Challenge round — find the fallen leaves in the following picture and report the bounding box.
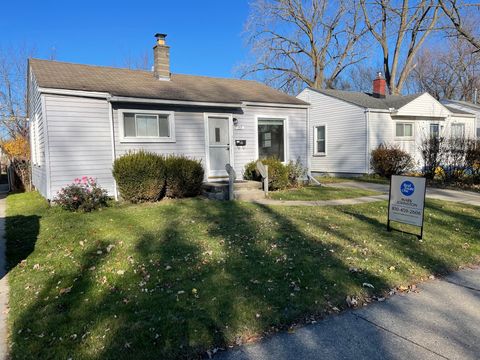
[346,295,358,308]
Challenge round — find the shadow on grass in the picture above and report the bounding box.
[6,198,479,359]
[5,214,41,272]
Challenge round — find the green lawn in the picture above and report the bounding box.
[270,186,380,201]
[315,175,390,185]
[6,192,480,360]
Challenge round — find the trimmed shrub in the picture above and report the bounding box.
[244,157,290,190]
[165,156,204,198]
[286,158,307,187]
[370,144,414,178]
[112,151,166,203]
[55,177,108,212]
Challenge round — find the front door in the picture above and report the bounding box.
[207,115,232,178]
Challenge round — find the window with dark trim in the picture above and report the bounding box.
[258,118,285,161]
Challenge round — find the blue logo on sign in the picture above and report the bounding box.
[400,181,415,196]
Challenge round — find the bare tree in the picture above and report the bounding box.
[439,0,480,51]
[360,0,440,95]
[0,45,35,140]
[410,39,480,100]
[337,63,380,91]
[242,0,369,93]
[123,50,152,71]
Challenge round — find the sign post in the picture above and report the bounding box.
[387,175,427,239]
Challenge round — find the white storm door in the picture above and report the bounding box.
[207,116,231,177]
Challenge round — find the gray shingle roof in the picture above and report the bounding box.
[442,105,475,115]
[441,100,480,114]
[309,88,423,110]
[30,59,308,106]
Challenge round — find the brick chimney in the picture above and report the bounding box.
[372,72,386,98]
[153,33,170,80]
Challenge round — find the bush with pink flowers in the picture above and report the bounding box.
[55,177,109,212]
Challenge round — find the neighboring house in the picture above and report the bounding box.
[297,74,476,176]
[27,34,309,200]
[441,99,480,138]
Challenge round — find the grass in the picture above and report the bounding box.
[315,175,390,185]
[270,186,380,201]
[6,192,480,360]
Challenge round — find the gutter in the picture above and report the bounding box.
[241,101,310,109]
[109,96,241,108]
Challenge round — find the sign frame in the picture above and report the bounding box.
[387,175,427,239]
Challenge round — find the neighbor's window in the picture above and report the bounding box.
[451,123,465,138]
[395,122,413,137]
[122,111,174,141]
[314,125,326,155]
[258,118,285,161]
[430,123,440,138]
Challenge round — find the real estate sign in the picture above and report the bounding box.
[388,175,427,238]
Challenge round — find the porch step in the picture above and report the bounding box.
[234,189,265,201]
[202,181,265,201]
[201,182,229,200]
[233,180,262,191]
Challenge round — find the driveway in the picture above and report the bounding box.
[214,268,480,360]
[326,181,480,206]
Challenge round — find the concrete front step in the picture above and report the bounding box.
[233,180,262,190]
[234,189,265,201]
[202,181,264,201]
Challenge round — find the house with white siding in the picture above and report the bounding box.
[297,74,476,176]
[27,34,309,200]
[441,99,480,138]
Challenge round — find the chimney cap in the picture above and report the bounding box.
[376,71,383,79]
[155,33,167,40]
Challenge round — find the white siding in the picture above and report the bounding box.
[298,89,367,174]
[113,104,208,165]
[113,104,307,179]
[442,102,480,137]
[233,105,308,176]
[445,114,476,139]
[44,95,114,198]
[28,71,48,198]
[369,113,476,169]
[395,93,449,118]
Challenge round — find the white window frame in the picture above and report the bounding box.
[255,116,288,163]
[429,123,440,138]
[31,114,41,166]
[395,122,414,139]
[451,122,465,138]
[118,109,175,143]
[313,124,327,156]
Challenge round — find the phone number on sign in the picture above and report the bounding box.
[391,206,422,216]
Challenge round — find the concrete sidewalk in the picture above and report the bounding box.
[214,268,480,360]
[326,181,480,206]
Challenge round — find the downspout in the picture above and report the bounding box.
[364,108,370,174]
[306,95,311,178]
[108,100,118,200]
